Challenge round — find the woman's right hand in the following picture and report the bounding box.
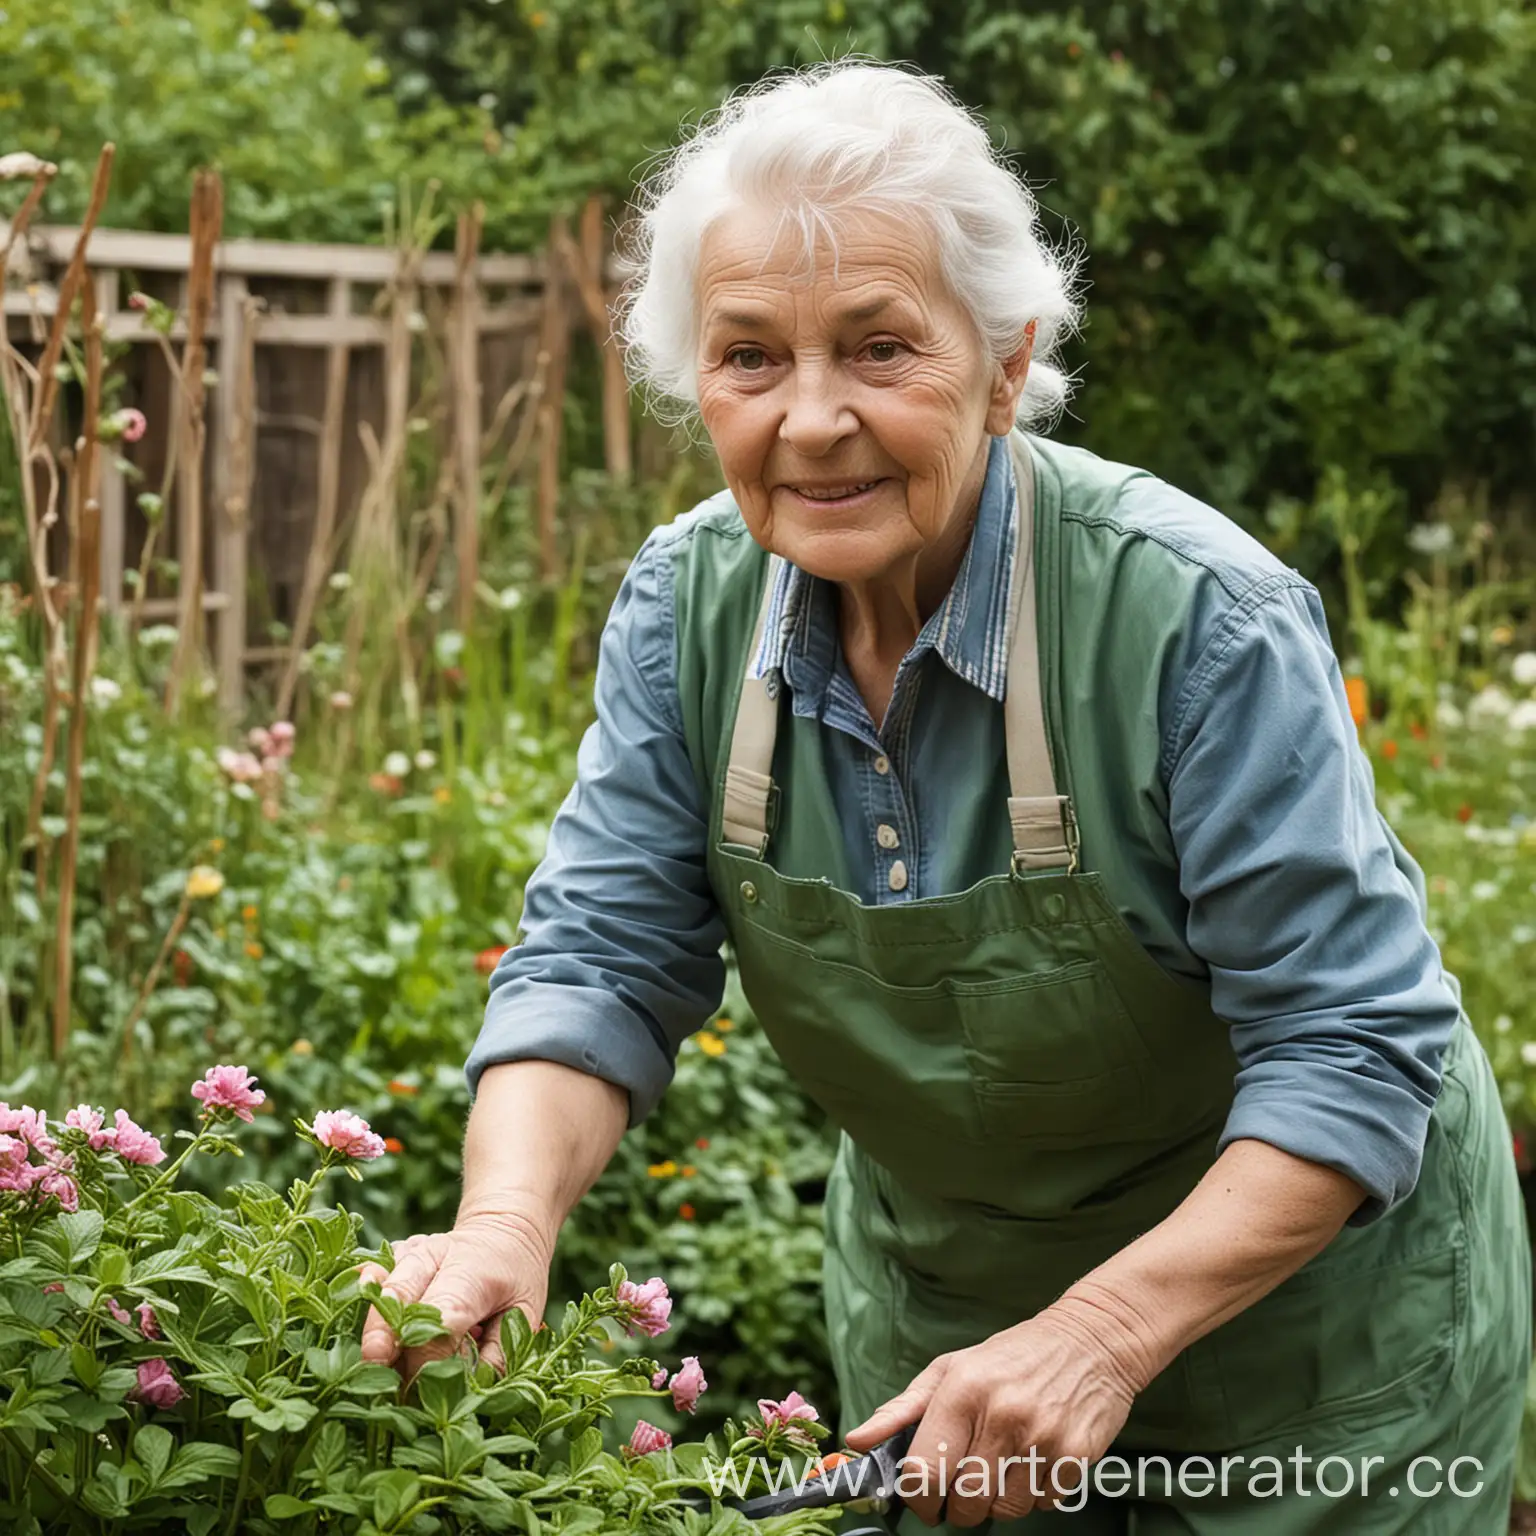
[359,1209,554,1379]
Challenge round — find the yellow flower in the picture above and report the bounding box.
[433,786,452,805]
[244,941,263,960]
[186,866,225,899]
[292,1038,314,1056]
[242,903,259,923]
[697,1032,727,1057]
[714,1017,735,1033]
[1492,625,1515,647]
[209,837,225,853]
[647,1160,678,1178]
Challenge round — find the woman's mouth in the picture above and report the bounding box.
[784,479,887,506]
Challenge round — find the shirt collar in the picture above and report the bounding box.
[749,433,1018,708]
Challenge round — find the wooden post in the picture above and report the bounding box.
[212,274,255,711]
[535,220,571,582]
[451,204,483,633]
[275,276,351,721]
[93,267,126,616]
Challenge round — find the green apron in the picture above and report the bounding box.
[695,433,1529,1531]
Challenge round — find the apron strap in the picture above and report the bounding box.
[1004,432,1078,873]
[721,553,784,854]
[719,434,1077,874]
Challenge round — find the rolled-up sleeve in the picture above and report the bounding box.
[464,532,726,1126]
[1165,580,1459,1224]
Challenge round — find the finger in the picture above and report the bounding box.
[477,1310,512,1374]
[903,1398,971,1528]
[843,1358,947,1451]
[377,1242,447,1307]
[360,1306,401,1366]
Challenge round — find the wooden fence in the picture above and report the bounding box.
[2,196,629,708]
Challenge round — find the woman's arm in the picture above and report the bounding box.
[1045,1138,1365,1394]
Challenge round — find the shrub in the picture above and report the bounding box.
[0,1070,843,1534]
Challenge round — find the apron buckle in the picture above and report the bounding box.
[1008,796,1080,876]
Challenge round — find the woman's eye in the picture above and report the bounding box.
[728,347,767,371]
[866,341,902,362]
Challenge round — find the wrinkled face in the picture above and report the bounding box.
[694,203,1030,585]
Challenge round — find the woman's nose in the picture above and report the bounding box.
[778,365,857,457]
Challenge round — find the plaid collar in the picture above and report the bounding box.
[748,434,1018,710]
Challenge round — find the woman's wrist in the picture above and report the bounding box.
[1041,1281,1167,1399]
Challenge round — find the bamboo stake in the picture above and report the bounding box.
[53,278,104,1058]
[555,194,630,483]
[274,277,352,720]
[451,202,483,632]
[535,218,571,581]
[164,167,223,713]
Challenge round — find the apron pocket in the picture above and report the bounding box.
[957,959,1158,1141]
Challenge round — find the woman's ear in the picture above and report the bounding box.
[984,320,1038,435]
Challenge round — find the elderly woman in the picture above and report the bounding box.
[364,63,1529,1531]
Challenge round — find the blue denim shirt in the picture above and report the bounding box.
[468,437,1458,1219]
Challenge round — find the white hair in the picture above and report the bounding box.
[617,60,1083,430]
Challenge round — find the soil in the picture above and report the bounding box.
[1511,1504,1536,1533]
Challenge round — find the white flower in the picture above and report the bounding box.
[328,571,352,592]
[414,750,437,771]
[1468,685,1513,726]
[329,690,354,711]
[1512,652,1536,689]
[498,586,523,612]
[383,751,411,778]
[1460,624,1479,645]
[89,676,122,705]
[1470,881,1499,902]
[1407,523,1455,556]
[1508,700,1536,734]
[1495,1015,1513,1035]
[1435,700,1464,729]
[1521,1042,1536,1068]
[138,624,178,651]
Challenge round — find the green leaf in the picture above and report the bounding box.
[57,1211,104,1267]
[264,1494,317,1518]
[134,1425,174,1486]
[371,1469,421,1527]
[568,1426,602,1474]
[159,1441,242,1492]
[344,1364,403,1396]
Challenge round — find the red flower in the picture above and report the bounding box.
[679,1203,696,1221]
[1409,721,1428,740]
[368,772,404,796]
[387,1079,419,1097]
[475,945,511,976]
[1456,804,1474,823]
[1381,739,1398,760]
[383,1137,404,1154]
[1513,1132,1528,1171]
[694,1137,710,1151]
[172,948,194,987]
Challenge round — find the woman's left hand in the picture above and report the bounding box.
[842,1304,1143,1527]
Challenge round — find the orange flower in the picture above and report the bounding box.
[1457,803,1474,823]
[1430,754,1444,770]
[475,945,511,975]
[681,1165,696,1178]
[1344,676,1369,728]
[388,1079,419,1097]
[369,772,404,796]
[1409,721,1427,741]
[694,1137,710,1151]
[241,904,258,923]
[383,1137,404,1154]
[678,1203,695,1220]
[812,1451,852,1475]
[244,941,263,960]
[1381,739,1398,760]
[715,1017,735,1033]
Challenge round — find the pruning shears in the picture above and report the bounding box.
[685,1423,924,1523]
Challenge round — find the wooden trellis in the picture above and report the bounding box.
[2,198,630,708]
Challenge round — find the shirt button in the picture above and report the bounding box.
[888,860,908,893]
[876,823,900,850]
[873,754,890,776]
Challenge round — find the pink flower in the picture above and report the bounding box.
[311,1109,386,1161]
[759,1390,819,1428]
[669,1356,707,1414]
[64,1105,116,1152]
[624,1420,672,1458]
[42,1282,65,1295]
[110,1111,165,1166]
[137,1302,161,1340]
[191,1065,265,1123]
[268,720,295,755]
[0,1105,55,1156]
[248,727,273,757]
[36,1165,78,1212]
[119,408,147,444]
[107,1297,132,1326]
[0,1134,30,1188]
[616,1277,672,1338]
[128,291,151,311]
[650,1367,668,1389]
[216,747,264,784]
[132,1358,185,1409]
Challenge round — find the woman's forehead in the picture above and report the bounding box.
[697,203,943,327]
